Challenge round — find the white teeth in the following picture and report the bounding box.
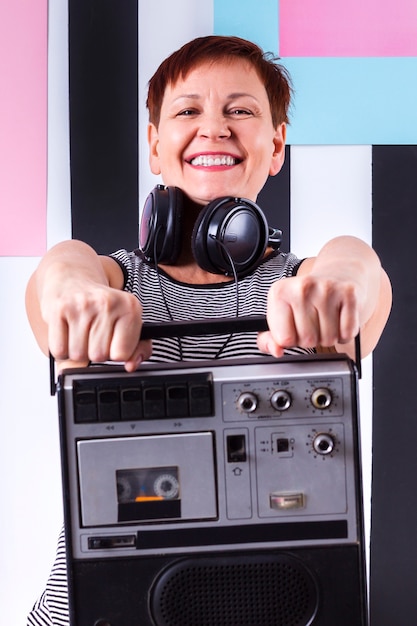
[190,155,237,167]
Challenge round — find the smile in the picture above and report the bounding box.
[189,154,240,167]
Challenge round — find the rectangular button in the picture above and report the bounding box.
[143,385,165,418]
[98,388,120,422]
[270,492,305,510]
[121,387,142,420]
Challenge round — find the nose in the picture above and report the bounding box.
[197,112,231,139]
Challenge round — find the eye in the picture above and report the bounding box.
[228,108,253,117]
[176,108,198,117]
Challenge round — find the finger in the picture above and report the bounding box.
[124,339,153,372]
[291,303,322,348]
[315,282,360,345]
[48,316,71,361]
[56,358,90,374]
[284,279,343,348]
[257,331,285,358]
[266,289,300,349]
[109,311,143,363]
[66,312,93,362]
[338,295,361,344]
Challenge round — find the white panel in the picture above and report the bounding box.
[290,145,372,256]
[2,3,71,623]
[138,0,214,209]
[290,144,373,569]
[0,257,63,624]
[46,0,72,248]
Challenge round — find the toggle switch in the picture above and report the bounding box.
[227,434,247,463]
[277,438,290,453]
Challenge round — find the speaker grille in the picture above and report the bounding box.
[150,553,319,626]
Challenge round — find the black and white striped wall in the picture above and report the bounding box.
[2,2,415,624]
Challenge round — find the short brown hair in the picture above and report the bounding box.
[146,35,292,129]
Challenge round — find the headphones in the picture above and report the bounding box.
[139,185,282,278]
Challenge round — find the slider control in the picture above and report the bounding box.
[270,492,305,511]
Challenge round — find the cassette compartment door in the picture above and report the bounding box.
[77,432,217,527]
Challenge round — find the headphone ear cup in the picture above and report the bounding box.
[139,186,183,264]
[192,197,269,277]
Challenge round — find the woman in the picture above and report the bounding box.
[26,35,391,625]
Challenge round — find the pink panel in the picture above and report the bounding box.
[0,2,47,256]
[280,0,417,57]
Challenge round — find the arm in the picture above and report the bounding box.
[25,240,152,371]
[257,236,392,360]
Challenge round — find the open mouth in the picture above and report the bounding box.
[188,154,241,167]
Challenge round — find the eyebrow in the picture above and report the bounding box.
[171,92,260,103]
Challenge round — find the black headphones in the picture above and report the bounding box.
[139,185,282,278]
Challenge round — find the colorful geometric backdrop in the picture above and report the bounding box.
[1,3,417,626]
[215,0,417,144]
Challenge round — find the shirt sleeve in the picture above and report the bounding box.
[109,248,142,294]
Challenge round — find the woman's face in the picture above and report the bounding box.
[148,59,286,205]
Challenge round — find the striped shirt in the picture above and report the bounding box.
[110,248,312,361]
[27,248,312,625]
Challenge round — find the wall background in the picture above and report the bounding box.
[0,1,415,624]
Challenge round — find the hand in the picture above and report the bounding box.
[41,277,152,372]
[257,236,392,360]
[26,241,153,372]
[257,272,362,358]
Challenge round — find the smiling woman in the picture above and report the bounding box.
[26,34,391,625]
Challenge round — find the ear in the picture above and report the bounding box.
[148,123,161,175]
[269,123,286,177]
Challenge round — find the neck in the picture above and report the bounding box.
[158,260,233,285]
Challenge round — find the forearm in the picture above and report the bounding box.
[35,240,110,291]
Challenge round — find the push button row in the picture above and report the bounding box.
[73,373,213,423]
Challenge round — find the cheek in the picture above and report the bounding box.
[158,140,186,172]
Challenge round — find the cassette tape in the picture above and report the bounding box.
[57,350,368,626]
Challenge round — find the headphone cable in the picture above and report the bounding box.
[153,227,184,360]
[211,236,239,359]
[151,231,240,361]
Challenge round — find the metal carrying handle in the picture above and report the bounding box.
[49,315,362,395]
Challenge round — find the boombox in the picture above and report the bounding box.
[56,322,368,626]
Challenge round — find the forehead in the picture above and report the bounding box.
[163,58,266,98]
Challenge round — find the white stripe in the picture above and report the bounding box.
[290,144,373,575]
[138,0,214,210]
[46,0,72,249]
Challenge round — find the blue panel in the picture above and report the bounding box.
[213,0,417,144]
[277,57,417,145]
[213,0,279,54]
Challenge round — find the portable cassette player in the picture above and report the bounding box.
[56,321,368,626]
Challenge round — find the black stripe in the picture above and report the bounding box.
[136,520,348,550]
[371,145,417,626]
[257,146,291,252]
[68,0,139,254]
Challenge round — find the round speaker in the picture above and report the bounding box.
[150,552,319,626]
